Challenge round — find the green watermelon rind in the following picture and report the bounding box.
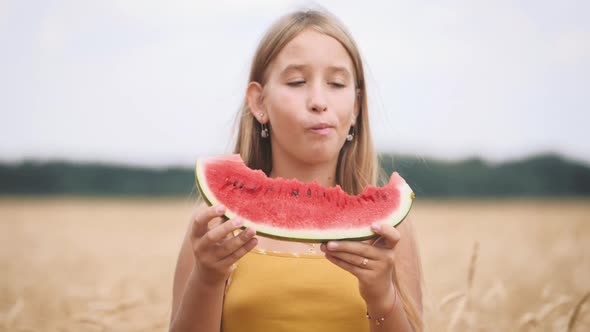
[194,158,414,242]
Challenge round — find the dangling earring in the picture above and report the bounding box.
[258,113,269,138]
[261,123,269,138]
[346,127,354,141]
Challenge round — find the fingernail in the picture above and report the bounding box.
[216,205,226,214]
[327,242,338,250]
[371,223,381,232]
[320,243,326,251]
[246,227,256,237]
[232,218,243,227]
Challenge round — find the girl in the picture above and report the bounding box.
[170,9,423,332]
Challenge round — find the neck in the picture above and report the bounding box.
[269,151,338,188]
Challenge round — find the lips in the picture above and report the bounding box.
[309,123,334,136]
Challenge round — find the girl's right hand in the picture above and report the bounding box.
[190,205,258,286]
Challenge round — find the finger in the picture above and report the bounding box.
[201,218,245,247]
[324,252,364,276]
[370,236,384,246]
[220,237,258,266]
[323,249,371,269]
[370,223,401,249]
[323,240,380,260]
[192,205,227,238]
[216,227,257,259]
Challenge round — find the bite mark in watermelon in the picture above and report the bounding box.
[195,154,414,241]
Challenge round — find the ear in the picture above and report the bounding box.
[352,88,361,126]
[246,81,266,123]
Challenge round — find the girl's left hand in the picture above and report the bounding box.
[320,223,401,304]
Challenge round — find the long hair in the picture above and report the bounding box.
[231,9,422,331]
[233,9,375,195]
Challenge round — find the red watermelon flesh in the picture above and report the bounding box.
[195,154,414,241]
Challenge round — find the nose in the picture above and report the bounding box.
[307,83,328,112]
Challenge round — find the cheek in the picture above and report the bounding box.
[273,86,301,105]
[334,91,357,124]
[267,87,303,121]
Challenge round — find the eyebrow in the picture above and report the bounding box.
[280,64,352,78]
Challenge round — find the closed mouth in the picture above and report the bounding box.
[309,123,334,136]
[310,123,334,130]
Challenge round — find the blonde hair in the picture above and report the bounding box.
[232,9,422,331]
[233,9,375,195]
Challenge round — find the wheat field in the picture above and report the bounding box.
[0,197,589,331]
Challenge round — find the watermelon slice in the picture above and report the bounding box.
[195,154,414,241]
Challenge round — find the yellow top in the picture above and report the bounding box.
[221,248,369,332]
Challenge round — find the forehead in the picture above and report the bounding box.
[272,29,354,75]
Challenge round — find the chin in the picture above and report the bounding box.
[300,145,341,165]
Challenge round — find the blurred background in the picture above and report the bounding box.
[1,1,589,331]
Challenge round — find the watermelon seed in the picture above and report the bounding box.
[292,190,299,197]
[233,181,238,187]
[239,183,244,189]
[307,188,312,197]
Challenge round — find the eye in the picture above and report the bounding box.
[287,81,305,87]
[329,82,346,88]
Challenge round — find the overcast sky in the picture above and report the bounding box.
[1,0,589,167]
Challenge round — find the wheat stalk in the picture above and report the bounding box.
[447,242,479,331]
[536,296,571,320]
[447,296,467,331]
[518,296,573,329]
[567,291,590,332]
[74,314,108,332]
[88,297,142,315]
[439,291,466,309]
[518,311,537,328]
[481,281,506,306]
[467,242,479,292]
[0,298,24,328]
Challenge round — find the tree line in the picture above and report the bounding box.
[1,153,589,197]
